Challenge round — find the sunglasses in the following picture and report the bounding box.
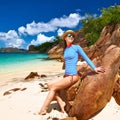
[67,34,75,38]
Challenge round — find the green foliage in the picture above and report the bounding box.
[101,6,120,24]
[30,6,120,51]
[32,36,62,52]
[81,6,120,46]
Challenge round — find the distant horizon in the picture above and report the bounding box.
[0,0,119,49]
[0,46,27,50]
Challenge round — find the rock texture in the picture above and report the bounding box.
[112,67,120,105]
[60,23,120,120]
[48,44,64,60]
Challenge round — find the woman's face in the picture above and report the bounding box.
[65,33,75,44]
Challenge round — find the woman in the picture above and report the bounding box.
[39,30,105,115]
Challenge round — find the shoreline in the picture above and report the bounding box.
[0,60,67,120]
[0,59,63,83]
[0,60,120,120]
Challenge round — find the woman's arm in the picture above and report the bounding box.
[77,45,105,73]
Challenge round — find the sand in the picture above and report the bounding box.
[0,60,120,120]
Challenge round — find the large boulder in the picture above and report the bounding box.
[68,45,120,120]
[60,24,120,120]
[112,67,120,105]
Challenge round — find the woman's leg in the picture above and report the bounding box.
[54,75,79,112]
[55,92,66,113]
[39,75,79,115]
[39,90,56,115]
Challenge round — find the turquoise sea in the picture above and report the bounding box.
[0,53,49,74]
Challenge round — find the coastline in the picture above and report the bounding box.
[0,60,120,120]
[0,59,67,120]
[0,59,63,82]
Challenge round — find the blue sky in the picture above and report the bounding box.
[0,0,119,49]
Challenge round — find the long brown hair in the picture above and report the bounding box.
[63,40,67,51]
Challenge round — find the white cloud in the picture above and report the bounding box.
[6,38,25,48]
[0,30,25,48]
[18,26,26,35]
[30,33,55,46]
[49,13,81,28]
[6,30,19,40]
[0,12,84,48]
[18,13,82,36]
[57,28,64,36]
[0,30,19,40]
[18,21,56,36]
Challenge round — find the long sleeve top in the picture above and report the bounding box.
[64,45,96,75]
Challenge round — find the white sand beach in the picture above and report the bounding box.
[0,60,120,120]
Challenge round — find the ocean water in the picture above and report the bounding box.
[0,53,49,74]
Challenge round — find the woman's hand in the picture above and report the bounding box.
[94,66,105,73]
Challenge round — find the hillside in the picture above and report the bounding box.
[0,47,27,53]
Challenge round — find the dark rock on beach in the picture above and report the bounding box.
[24,72,40,80]
[3,87,27,96]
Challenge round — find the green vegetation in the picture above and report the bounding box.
[81,6,120,46]
[30,6,120,52]
[29,36,62,52]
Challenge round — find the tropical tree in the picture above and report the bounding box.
[81,6,120,46]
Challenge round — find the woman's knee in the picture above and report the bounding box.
[47,82,55,90]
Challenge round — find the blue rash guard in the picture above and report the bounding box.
[64,45,96,75]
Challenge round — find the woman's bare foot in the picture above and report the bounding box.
[60,101,66,113]
[39,109,47,115]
